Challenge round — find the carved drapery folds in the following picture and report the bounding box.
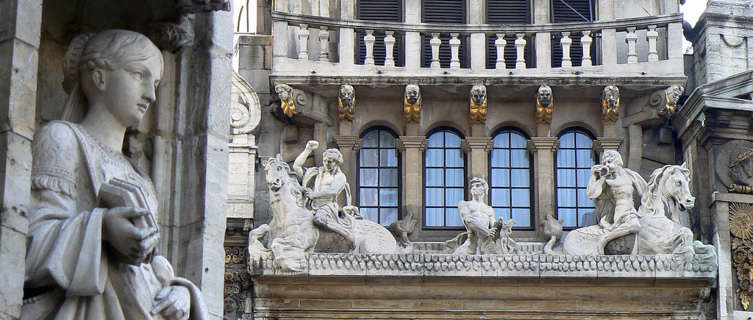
[469,84,488,123]
[730,202,753,310]
[601,85,620,122]
[338,84,356,121]
[535,84,553,124]
[403,84,421,123]
[274,83,298,118]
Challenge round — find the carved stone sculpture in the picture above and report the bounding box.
[338,84,356,121]
[274,84,297,118]
[249,142,398,271]
[658,85,684,117]
[24,29,206,320]
[542,213,563,254]
[469,84,487,123]
[535,85,553,124]
[403,84,421,123]
[729,202,753,310]
[601,85,620,122]
[446,177,517,255]
[388,205,418,248]
[730,148,753,193]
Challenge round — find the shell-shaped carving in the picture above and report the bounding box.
[731,202,753,240]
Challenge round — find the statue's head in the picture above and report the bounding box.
[730,148,753,186]
[470,84,487,106]
[601,150,623,171]
[339,84,355,106]
[275,84,293,102]
[537,85,553,107]
[405,84,420,105]
[64,29,163,127]
[322,148,343,171]
[602,85,620,108]
[469,177,488,200]
[665,85,684,107]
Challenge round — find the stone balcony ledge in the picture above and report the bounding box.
[249,252,717,281]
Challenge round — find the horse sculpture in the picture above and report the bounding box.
[249,155,398,272]
[562,163,700,258]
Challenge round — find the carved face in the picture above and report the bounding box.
[322,149,343,172]
[101,55,163,128]
[603,85,620,108]
[663,166,695,211]
[339,85,354,106]
[264,157,289,191]
[275,84,292,102]
[405,84,420,105]
[470,85,486,106]
[666,85,683,105]
[601,150,623,173]
[469,180,487,201]
[537,85,552,106]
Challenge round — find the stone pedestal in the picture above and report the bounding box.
[462,137,493,183]
[398,136,427,225]
[527,137,558,240]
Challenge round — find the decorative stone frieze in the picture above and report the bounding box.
[535,84,553,124]
[403,84,421,123]
[601,85,620,122]
[730,202,753,310]
[338,84,356,121]
[469,84,487,123]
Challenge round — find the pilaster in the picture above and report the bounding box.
[527,137,558,240]
[398,136,428,226]
[594,137,623,157]
[462,137,493,183]
[335,135,361,190]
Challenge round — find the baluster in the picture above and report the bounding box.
[625,27,638,64]
[515,33,526,69]
[581,30,593,67]
[384,31,396,67]
[495,34,506,69]
[318,26,329,61]
[298,24,310,60]
[450,33,461,69]
[430,33,441,69]
[647,25,658,62]
[364,30,375,65]
[560,32,572,67]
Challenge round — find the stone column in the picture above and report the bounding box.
[463,137,493,183]
[0,0,41,318]
[335,135,361,192]
[710,193,748,320]
[527,137,558,239]
[398,136,428,225]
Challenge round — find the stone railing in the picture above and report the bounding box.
[270,12,684,82]
[249,252,716,280]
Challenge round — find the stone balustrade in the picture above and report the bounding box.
[271,11,684,84]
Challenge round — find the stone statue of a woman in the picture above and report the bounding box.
[23,29,206,320]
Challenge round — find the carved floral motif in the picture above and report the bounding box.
[730,202,753,310]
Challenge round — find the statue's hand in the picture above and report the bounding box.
[306,140,319,151]
[103,207,157,262]
[152,285,191,320]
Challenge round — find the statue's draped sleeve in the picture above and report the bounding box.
[26,122,108,296]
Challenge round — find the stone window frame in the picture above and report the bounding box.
[356,126,402,226]
[555,127,597,230]
[423,127,468,229]
[489,127,535,230]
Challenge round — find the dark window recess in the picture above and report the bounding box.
[485,0,533,69]
[421,0,467,68]
[356,0,404,66]
[550,0,596,67]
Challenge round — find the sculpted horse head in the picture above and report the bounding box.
[643,162,695,219]
[263,154,291,191]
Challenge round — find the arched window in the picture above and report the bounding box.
[424,128,465,228]
[555,128,597,229]
[489,129,533,229]
[358,127,400,226]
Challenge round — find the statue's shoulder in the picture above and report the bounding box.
[31,121,82,194]
[34,121,79,151]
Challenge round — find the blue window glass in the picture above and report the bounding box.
[358,128,400,226]
[489,129,533,229]
[424,129,465,228]
[556,128,596,228]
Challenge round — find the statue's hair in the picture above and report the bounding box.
[323,148,344,165]
[61,30,163,121]
[601,149,623,167]
[469,177,488,192]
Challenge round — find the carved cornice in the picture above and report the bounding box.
[594,137,623,153]
[334,135,361,151]
[248,252,716,279]
[461,137,494,153]
[397,136,428,152]
[526,137,559,153]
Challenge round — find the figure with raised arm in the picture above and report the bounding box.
[23,30,205,320]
